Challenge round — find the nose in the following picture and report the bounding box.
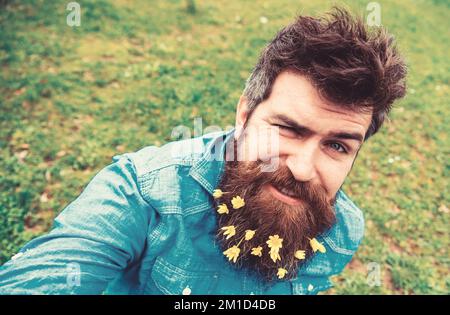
[285,144,317,182]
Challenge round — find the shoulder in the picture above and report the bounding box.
[110,132,225,213]
[115,132,223,177]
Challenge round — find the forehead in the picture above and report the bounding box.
[260,71,372,135]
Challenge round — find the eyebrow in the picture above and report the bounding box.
[271,114,364,144]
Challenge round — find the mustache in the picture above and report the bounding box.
[234,159,331,205]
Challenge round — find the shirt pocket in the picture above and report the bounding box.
[290,275,333,295]
[149,256,220,295]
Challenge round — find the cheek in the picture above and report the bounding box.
[316,159,352,198]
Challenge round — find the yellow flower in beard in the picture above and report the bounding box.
[244,229,256,241]
[294,250,306,260]
[213,189,223,199]
[310,238,326,253]
[217,203,229,214]
[267,235,283,263]
[277,268,288,279]
[223,245,240,263]
[266,235,283,250]
[221,225,236,239]
[269,249,281,263]
[231,196,245,209]
[251,246,263,257]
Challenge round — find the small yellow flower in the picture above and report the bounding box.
[310,238,326,253]
[217,203,229,214]
[223,245,240,263]
[221,225,236,239]
[269,249,281,263]
[266,235,283,250]
[294,250,306,260]
[267,235,283,263]
[251,246,263,257]
[277,268,288,279]
[244,230,256,241]
[213,189,223,199]
[231,196,245,209]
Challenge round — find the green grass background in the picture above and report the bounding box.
[0,0,448,294]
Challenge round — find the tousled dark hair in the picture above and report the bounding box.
[243,7,407,139]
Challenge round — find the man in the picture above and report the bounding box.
[0,8,406,294]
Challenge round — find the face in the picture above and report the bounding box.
[235,70,372,200]
[214,71,372,282]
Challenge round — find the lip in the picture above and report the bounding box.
[266,184,302,206]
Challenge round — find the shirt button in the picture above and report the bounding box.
[307,284,314,292]
[250,292,255,295]
[182,286,191,295]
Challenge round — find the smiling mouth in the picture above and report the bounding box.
[266,184,302,206]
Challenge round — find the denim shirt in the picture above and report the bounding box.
[0,128,364,295]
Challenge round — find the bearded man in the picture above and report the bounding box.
[0,8,406,295]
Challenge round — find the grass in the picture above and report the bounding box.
[0,0,448,294]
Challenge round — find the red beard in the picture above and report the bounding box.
[214,139,336,282]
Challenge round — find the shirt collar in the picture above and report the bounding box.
[189,128,236,196]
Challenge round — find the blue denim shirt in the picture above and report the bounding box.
[0,128,364,295]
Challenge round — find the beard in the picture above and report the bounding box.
[214,138,336,283]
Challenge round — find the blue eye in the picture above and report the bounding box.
[329,142,347,153]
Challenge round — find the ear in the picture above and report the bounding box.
[234,95,249,139]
